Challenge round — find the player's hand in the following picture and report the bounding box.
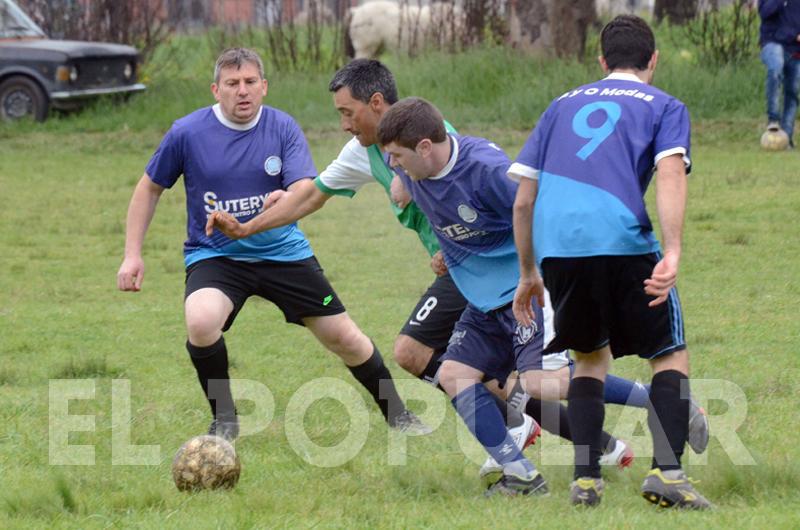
[390,174,412,208]
[262,189,287,210]
[117,256,144,292]
[513,274,545,326]
[430,250,448,276]
[205,211,247,239]
[644,250,680,306]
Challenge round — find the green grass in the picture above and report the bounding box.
[1,112,799,527]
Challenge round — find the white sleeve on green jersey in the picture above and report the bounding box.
[316,137,373,197]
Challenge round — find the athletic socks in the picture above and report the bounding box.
[490,391,525,429]
[452,384,535,475]
[186,337,236,420]
[648,370,689,471]
[567,376,605,479]
[604,373,651,408]
[347,346,406,425]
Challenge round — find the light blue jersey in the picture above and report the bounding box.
[395,135,520,312]
[509,73,691,264]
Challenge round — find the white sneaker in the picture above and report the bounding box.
[767,120,781,132]
[479,413,541,486]
[599,438,634,468]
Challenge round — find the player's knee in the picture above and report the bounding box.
[437,361,479,397]
[185,312,224,345]
[321,318,369,356]
[393,335,424,375]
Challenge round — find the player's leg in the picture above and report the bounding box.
[610,253,711,508]
[761,42,785,129]
[183,258,248,441]
[439,360,546,497]
[780,54,800,145]
[254,256,425,433]
[395,272,467,384]
[439,305,547,496]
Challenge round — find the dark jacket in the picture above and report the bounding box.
[760,0,800,52]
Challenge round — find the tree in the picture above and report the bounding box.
[655,0,698,24]
[508,0,596,59]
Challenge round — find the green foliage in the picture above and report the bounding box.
[680,1,760,66]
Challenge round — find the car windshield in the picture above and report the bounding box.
[0,0,46,38]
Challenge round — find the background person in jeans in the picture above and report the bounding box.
[759,0,800,147]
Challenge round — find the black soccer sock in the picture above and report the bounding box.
[525,397,571,440]
[347,345,405,424]
[419,348,445,388]
[648,370,689,471]
[567,376,605,479]
[488,389,525,429]
[186,337,236,420]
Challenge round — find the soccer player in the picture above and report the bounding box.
[206,59,708,467]
[510,16,712,509]
[116,48,428,441]
[375,96,567,496]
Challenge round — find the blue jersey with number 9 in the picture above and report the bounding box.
[508,73,691,263]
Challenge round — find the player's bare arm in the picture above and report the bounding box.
[511,177,544,325]
[205,178,332,239]
[117,174,165,292]
[645,153,687,306]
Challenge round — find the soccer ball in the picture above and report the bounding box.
[760,129,790,151]
[172,435,241,491]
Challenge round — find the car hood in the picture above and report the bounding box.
[0,38,139,59]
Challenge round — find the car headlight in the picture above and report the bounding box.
[124,62,133,80]
[56,65,79,82]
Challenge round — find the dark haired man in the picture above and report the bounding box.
[511,15,712,509]
[117,48,427,441]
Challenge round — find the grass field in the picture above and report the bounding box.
[0,35,800,529]
[1,103,800,525]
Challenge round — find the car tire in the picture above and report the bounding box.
[0,76,49,122]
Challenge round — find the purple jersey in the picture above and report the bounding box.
[146,104,316,266]
[509,73,691,263]
[395,135,520,312]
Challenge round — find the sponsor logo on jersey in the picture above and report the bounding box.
[457,204,478,223]
[264,155,282,176]
[204,191,270,218]
[448,329,467,346]
[515,322,538,345]
[436,223,487,241]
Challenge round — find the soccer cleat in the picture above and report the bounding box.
[208,416,239,442]
[485,471,548,497]
[688,398,710,454]
[641,468,713,510]
[479,413,541,486]
[767,120,781,132]
[599,438,634,468]
[570,477,604,507]
[390,409,432,435]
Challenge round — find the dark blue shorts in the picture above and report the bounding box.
[441,302,545,383]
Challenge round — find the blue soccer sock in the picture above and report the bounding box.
[452,383,534,474]
[604,374,651,408]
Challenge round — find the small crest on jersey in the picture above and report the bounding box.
[457,204,478,223]
[515,322,538,345]
[264,156,282,176]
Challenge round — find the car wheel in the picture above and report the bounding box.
[0,76,49,122]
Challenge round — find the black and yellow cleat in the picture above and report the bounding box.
[641,468,713,510]
[570,477,604,507]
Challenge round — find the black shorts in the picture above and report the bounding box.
[541,254,686,359]
[184,256,346,330]
[399,272,468,352]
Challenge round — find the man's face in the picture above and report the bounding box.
[211,62,267,124]
[333,87,381,146]
[383,141,427,181]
